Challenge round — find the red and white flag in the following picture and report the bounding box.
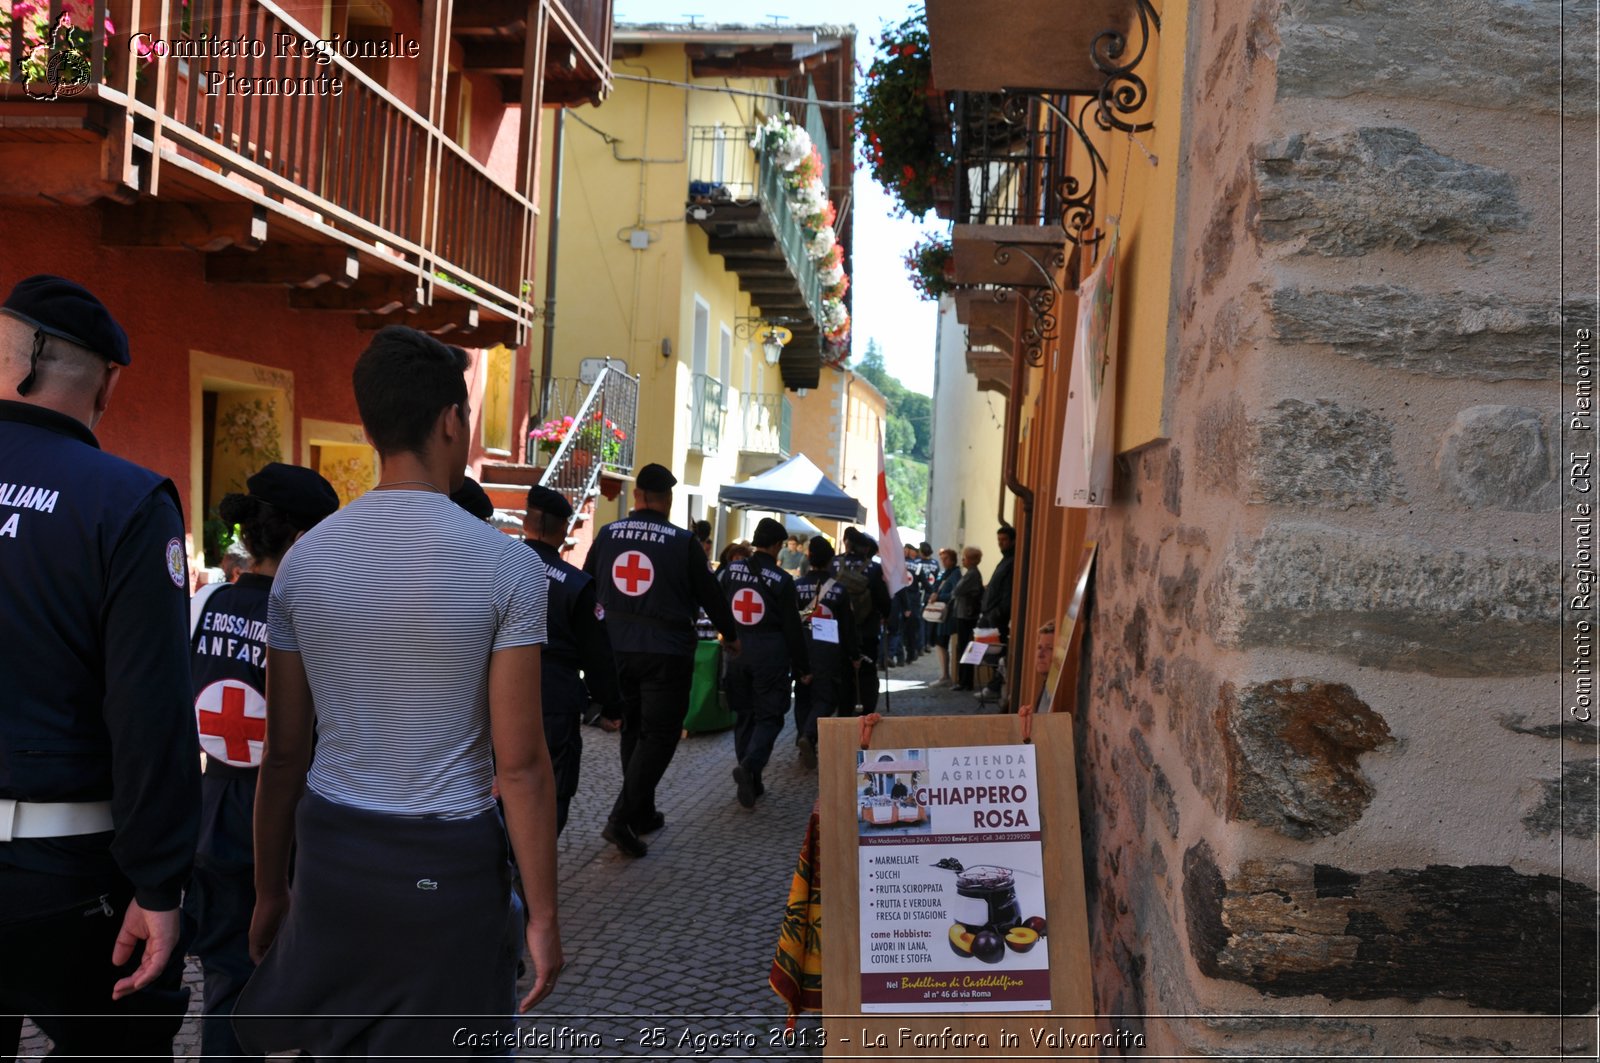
[875,430,910,593]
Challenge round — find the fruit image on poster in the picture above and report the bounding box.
[856,745,1050,1013]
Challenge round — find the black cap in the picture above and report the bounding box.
[853,531,878,555]
[636,463,677,492]
[450,476,494,521]
[246,462,340,530]
[752,517,787,549]
[525,484,574,521]
[2,274,130,366]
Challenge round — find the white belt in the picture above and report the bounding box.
[0,798,114,842]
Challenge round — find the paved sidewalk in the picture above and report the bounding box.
[16,647,996,1060]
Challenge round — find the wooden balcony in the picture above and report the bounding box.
[457,0,612,106]
[0,0,611,340]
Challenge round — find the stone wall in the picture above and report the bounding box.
[1076,1,1595,1056]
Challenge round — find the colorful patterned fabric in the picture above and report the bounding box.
[769,801,823,1017]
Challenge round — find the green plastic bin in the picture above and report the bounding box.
[683,639,735,733]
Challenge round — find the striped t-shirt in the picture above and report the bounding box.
[268,489,548,817]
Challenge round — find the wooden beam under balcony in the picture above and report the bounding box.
[455,319,521,349]
[288,274,423,314]
[357,302,481,335]
[687,44,803,79]
[205,247,360,289]
[462,40,528,75]
[101,202,267,253]
[708,237,785,259]
[453,0,533,32]
[723,257,793,277]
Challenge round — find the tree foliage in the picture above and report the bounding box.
[856,339,932,462]
[886,455,929,532]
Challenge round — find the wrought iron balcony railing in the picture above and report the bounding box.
[951,92,1068,229]
[687,126,826,333]
[537,361,639,532]
[690,373,726,455]
[739,392,791,457]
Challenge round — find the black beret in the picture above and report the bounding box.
[636,462,677,492]
[450,476,494,521]
[2,274,130,366]
[752,517,787,549]
[525,484,573,521]
[246,463,340,529]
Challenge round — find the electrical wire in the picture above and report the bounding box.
[611,71,857,110]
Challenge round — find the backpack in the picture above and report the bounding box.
[833,556,875,626]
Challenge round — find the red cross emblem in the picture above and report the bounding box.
[612,550,655,597]
[196,680,267,767]
[731,587,766,626]
[813,601,832,620]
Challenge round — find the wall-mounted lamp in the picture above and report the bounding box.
[735,317,795,365]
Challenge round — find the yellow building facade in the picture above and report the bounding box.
[529,24,855,547]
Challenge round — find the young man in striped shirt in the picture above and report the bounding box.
[236,326,561,1057]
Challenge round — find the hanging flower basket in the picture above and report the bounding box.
[857,11,956,219]
[904,235,955,301]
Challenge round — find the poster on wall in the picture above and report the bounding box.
[855,746,1051,1013]
[1036,542,1097,714]
[1056,233,1119,508]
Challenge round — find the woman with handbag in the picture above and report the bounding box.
[925,548,962,685]
[952,547,985,691]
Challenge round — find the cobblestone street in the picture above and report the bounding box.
[18,649,996,1060]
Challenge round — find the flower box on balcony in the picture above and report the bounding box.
[926,0,1135,95]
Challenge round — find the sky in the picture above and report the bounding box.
[615,0,941,395]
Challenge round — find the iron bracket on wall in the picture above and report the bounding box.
[1003,0,1162,255]
[989,242,1064,368]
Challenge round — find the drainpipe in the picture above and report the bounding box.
[538,110,566,422]
[1000,346,1034,712]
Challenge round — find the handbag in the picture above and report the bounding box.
[920,601,948,624]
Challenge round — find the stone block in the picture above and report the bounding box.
[1219,679,1393,839]
[1271,286,1590,381]
[1212,523,1559,676]
[1249,399,1404,507]
[1275,0,1597,117]
[1438,405,1561,511]
[1165,657,1226,813]
[1255,128,1526,256]
[1524,759,1599,839]
[1183,843,1599,1012]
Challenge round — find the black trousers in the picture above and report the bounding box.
[182,762,260,1062]
[854,624,882,712]
[725,634,792,778]
[542,663,588,834]
[956,617,979,688]
[610,651,695,827]
[799,642,846,741]
[0,885,189,1062]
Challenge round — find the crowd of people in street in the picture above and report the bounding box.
[0,273,1019,1060]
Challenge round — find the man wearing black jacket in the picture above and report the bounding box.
[524,485,624,834]
[585,464,740,857]
[979,526,1016,697]
[718,518,811,806]
[0,276,200,1059]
